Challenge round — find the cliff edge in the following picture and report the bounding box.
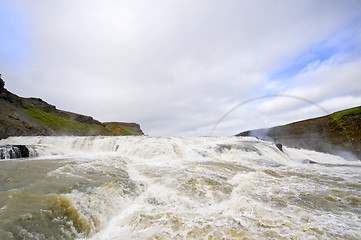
[0,76,144,139]
[237,106,361,160]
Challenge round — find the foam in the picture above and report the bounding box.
[0,136,360,239]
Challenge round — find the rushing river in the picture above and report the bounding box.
[0,136,360,239]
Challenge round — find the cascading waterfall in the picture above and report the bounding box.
[0,145,22,159]
[0,136,360,239]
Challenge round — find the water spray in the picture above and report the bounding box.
[210,94,329,135]
[210,94,355,158]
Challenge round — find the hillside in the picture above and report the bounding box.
[0,77,143,139]
[237,106,361,160]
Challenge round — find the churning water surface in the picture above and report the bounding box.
[0,136,360,239]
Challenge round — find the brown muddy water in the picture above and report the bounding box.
[0,136,360,239]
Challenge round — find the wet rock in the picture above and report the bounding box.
[15,145,30,158]
[0,145,30,159]
[276,143,283,152]
[302,159,318,164]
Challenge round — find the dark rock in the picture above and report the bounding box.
[26,97,56,112]
[75,114,101,125]
[56,110,102,125]
[276,143,283,152]
[8,115,20,120]
[1,90,24,105]
[0,145,29,159]
[0,76,4,93]
[14,145,30,157]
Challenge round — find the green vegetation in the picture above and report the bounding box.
[111,125,137,135]
[238,105,361,159]
[103,123,139,135]
[330,106,361,121]
[21,104,116,136]
[327,106,360,139]
[1,88,143,139]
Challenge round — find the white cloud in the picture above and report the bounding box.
[2,0,361,135]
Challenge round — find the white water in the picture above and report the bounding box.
[0,136,360,239]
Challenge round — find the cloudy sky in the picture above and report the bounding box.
[1,0,361,136]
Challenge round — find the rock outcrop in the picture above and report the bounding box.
[0,76,144,139]
[237,106,361,160]
[103,122,144,135]
[0,145,30,159]
[0,76,4,93]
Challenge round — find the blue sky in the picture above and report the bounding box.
[1,0,361,136]
[0,1,29,65]
[270,26,358,81]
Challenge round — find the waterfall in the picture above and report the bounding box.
[0,145,22,159]
[0,136,360,239]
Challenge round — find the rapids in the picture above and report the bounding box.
[0,136,360,239]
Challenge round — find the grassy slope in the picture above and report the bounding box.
[103,122,143,136]
[0,98,140,138]
[21,104,116,136]
[103,124,137,136]
[331,106,361,121]
[237,106,361,159]
[327,106,361,157]
[1,83,143,138]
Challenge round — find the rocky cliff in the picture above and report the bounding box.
[0,77,4,93]
[0,77,144,139]
[103,122,144,136]
[237,106,361,160]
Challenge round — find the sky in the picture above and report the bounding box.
[1,0,361,136]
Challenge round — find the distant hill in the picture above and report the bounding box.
[237,106,361,160]
[0,76,144,139]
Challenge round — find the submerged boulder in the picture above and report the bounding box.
[276,143,283,152]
